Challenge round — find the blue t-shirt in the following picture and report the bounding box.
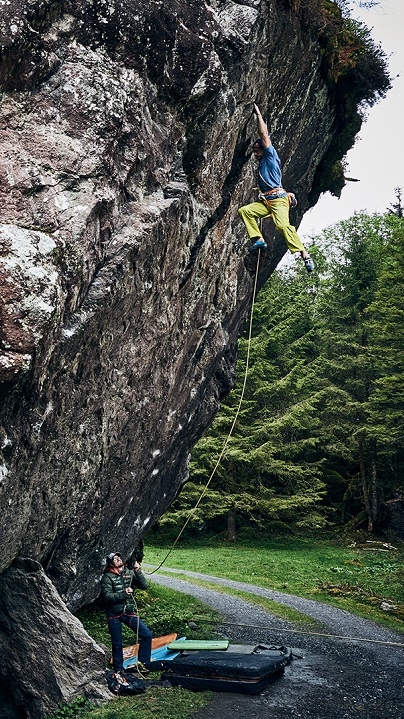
[258,145,282,191]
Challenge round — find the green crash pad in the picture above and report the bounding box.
[167,640,229,651]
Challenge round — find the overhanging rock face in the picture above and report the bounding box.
[0,0,387,714]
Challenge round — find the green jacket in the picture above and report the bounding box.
[100,566,148,615]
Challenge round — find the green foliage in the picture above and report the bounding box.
[48,698,94,719]
[301,1,390,204]
[331,16,390,104]
[145,538,404,632]
[387,187,404,218]
[298,214,403,529]
[365,216,404,458]
[285,0,390,103]
[50,690,210,719]
[154,211,404,539]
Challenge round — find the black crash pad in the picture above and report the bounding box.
[162,648,292,694]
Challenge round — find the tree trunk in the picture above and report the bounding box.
[359,439,373,532]
[227,507,237,542]
[369,446,378,527]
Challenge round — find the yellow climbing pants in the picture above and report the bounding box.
[238,196,305,254]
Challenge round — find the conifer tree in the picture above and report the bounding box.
[160,258,327,537]
[387,187,403,218]
[311,214,385,530]
[156,213,404,539]
[365,215,404,501]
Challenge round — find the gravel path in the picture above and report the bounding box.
[146,566,404,719]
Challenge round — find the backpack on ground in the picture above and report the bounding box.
[105,670,146,696]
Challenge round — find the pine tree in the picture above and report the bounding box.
[156,213,404,539]
[160,258,328,537]
[387,187,403,218]
[365,215,404,500]
[312,214,384,530]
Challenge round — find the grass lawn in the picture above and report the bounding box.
[144,535,404,632]
[51,536,403,719]
[49,689,209,719]
[59,584,218,719]
[154,571,320,626]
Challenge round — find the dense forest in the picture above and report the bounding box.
[156,201,404,540]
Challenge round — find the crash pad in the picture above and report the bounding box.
[110,633,178,665]
[167,639,229,651]
[162,648,292,694]
[124,635,186,669]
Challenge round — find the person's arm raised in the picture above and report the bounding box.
[254,104,271,148]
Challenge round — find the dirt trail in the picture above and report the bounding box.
[147,567,404,719]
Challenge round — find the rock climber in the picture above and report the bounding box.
[238,104,314,272]
[100,552,152,681]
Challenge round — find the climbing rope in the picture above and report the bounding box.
[186,618,404,649]
[130,595,150,678]
[146,250,262,575]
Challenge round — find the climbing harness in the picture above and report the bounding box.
[146,250,263,576]
[258,188,297,211]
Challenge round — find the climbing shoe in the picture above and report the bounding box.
[303,256,315,272]
[248,239,268,253]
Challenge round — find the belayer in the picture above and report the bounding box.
[238,104,314,272]
[100,552,152,681]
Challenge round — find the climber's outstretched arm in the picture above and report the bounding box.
[253,104,271,148]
